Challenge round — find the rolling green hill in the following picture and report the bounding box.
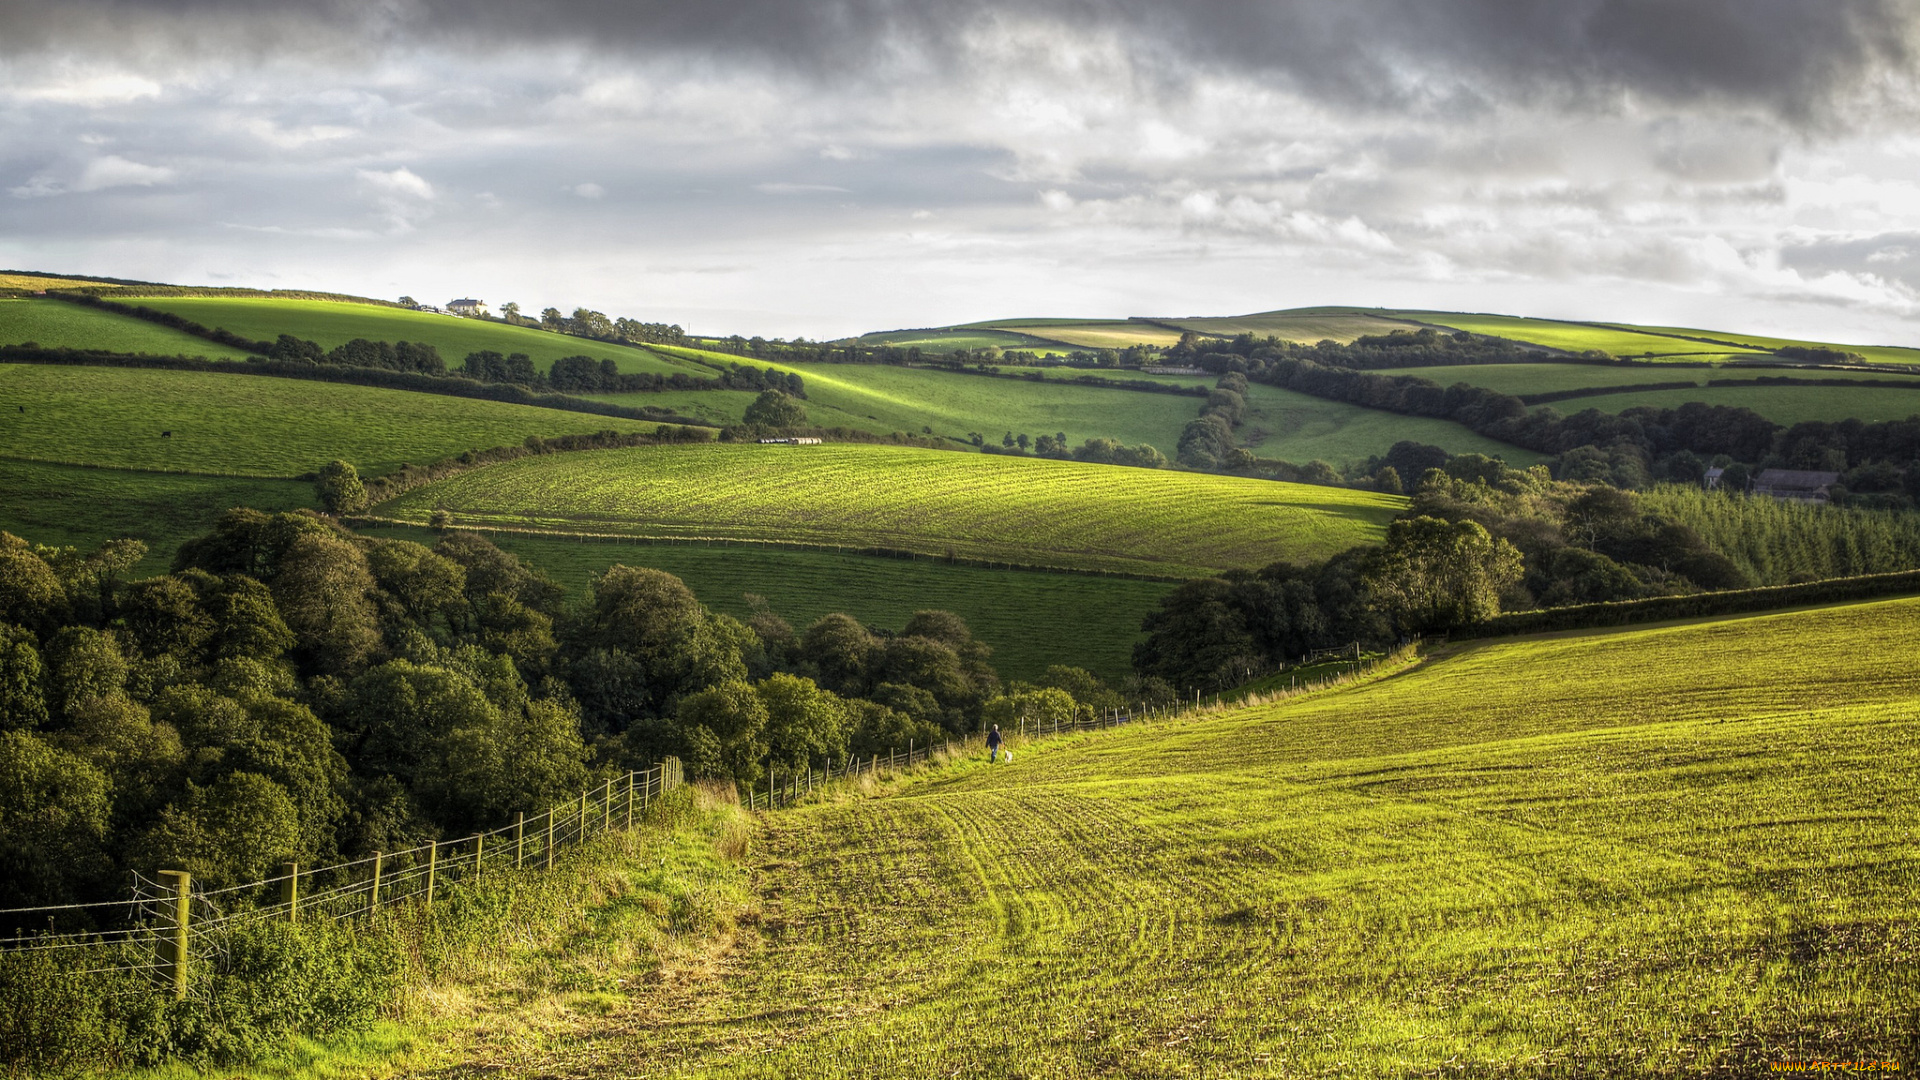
[0,297,253,359]
[375,443,1406,576]
[419,594,1920,1076]
[635,347,1540,465]
[1162,309,1430,343]
[121,297,697,376]
[0,364,670,477]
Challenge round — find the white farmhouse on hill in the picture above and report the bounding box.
[446,298,488,317]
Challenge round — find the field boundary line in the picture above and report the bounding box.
[0,452,299,480]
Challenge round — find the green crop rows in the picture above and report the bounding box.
[0,364,670,477]
[364,525,1173,682]
[124,297,698,376]
[463,595,1920,1076]
[378,443,1405,575]
[0,297,253,359]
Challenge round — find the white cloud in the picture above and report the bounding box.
[74,155,174,192]
[355,167,434,200]
[571,182,605,198]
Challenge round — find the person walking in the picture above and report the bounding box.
[986,724,1004,763]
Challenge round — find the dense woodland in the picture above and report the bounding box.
[0,511,1139,918]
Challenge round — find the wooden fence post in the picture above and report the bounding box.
[158,869,191,999]
[545,810,555,870]
[280,862,299,923]
[626,773,635,829]
[473,834,484,884]
[516,813,525,869]
[603,779,613,832]
[578,793,587,842]
[426,842,437,907]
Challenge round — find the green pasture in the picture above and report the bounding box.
[0,297,253,359]
[1543,384,1920,426]
[0,460,312,573]
[124,297,696,376]
[418,595,1920,1076]
[999,321,1191,349]
[1164,310,1429,343]
[1610,324,1920,367]
[850,328,1060,353]
[377,443,1405,576]
[364,525,1172,683]
[0,364,664,477]
[1391,362,1708,394]
[1396,311,1767,358]
[1240,383,1546,466]
[636,349,1534,464]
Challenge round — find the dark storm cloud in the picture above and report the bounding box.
[3,0,1915,125]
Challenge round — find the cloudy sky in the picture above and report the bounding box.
[3,0,1920,342]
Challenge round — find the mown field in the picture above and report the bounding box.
[1163,309,1430,343]
[364,525,1172,682]
[0,297,253,359]
[376,443,1405,576]
[443,594,1920,1076]
[0,364,667,477]
[123,297,697,376]
[991,321,1191,349]
[0,272,128,290]
[0,460,312,573]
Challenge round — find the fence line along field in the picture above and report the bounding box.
[0,297,253,359]
[119,296,700,376]
[364,524,1175,682]
[0,363,670,477]
[377,443,1405,576]
[486,595,1919,1077]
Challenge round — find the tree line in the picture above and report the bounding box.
[1130,454,1830,694]
[0,513,1140,919]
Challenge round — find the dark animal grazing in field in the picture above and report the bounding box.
[161,431,172,438]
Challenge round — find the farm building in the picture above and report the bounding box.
[1750,469,1841,504]
[1703,466,1726,490]
[446,298,488,316]
[759,437,824,445]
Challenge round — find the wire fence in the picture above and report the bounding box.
[0,759,684,999]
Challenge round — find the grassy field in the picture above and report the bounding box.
[1240,383,1546,466]
[1391,363,1711,395]
[0,460,312,573]
[377,443,1405,576]
[1164,310,1431,343]
[369,594,1920,1077]
[634,348,1537,464]
[365,525,1172,683]
[849,328,1061,353]
[0,364,670,477]
[0,272,127,290]
[0,297,254,359]
[1395,312,1768,359]
[994,321,1192,349]
[1611,325,1920,367]
[123,297,697,376]
[1544,384,1920,425]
